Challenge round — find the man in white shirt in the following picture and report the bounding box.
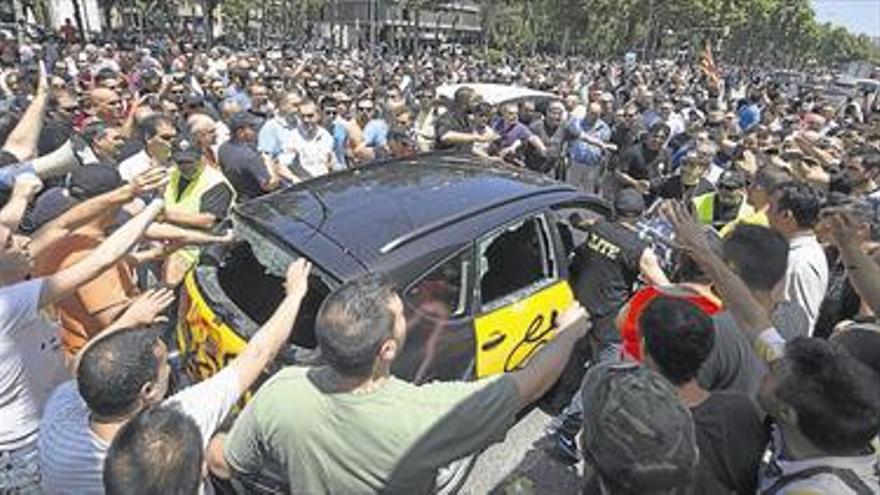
[38,259,311,494]
[766,181,828,338]
[288,100,338,180]
[0,194,165,493]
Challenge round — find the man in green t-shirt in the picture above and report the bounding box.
[207,275,589,493]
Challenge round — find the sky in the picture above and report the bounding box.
[811,0,880,37]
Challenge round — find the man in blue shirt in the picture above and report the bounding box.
[565,103,616,194]
[258,92,303,168]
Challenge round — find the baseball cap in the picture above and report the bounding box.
[580,362,698,492]
[717,170,747,190]
[614,188,646,217]
[171,134,202,163]
[68,165,123,201]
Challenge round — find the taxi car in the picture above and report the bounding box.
[175,152,608,388]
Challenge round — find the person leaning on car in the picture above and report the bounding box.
[207,275,590,494]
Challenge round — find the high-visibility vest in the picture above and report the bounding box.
[163,165,235,266]
[692,192,754,230]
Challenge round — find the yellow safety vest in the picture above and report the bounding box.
[163,165,235,266]
[692,192,754,231]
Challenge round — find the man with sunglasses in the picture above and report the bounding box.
[287,100,338,179]
[693,170,754,232]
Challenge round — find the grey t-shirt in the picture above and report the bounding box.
[697,311,767,398]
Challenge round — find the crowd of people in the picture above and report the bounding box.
[1,31,880,494]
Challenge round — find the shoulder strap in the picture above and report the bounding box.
[763,465,876,495]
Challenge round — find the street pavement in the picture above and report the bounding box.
[460,408,583,494]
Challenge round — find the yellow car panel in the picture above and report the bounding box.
[176,271,247,381]
[473,281,575,377]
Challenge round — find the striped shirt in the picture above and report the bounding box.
[38,366,240,494]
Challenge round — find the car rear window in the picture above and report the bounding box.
[217,238,331,351]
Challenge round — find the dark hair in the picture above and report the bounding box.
[77,328,162,417]
[772,181,821,229]
[831,326,880,379]
[722,224,789,291]
[673,226,722,284]
[104,405,203,495]
[316,276,398,377]
[777,338,880,454]
[139,114,173,142]
[453,86,476,108]
[640,297,715,385]
[753,165,790,192]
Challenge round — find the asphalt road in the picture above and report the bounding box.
[459,408,583,494]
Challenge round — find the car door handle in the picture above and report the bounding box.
[482,332,506,352]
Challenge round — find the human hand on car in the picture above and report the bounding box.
[284,259,312,300]
[557,301,590,337]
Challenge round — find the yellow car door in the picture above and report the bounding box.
[473,213,574,378]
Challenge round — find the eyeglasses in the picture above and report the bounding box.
[300,113,317,119]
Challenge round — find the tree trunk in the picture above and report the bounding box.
[71,0,87,41]
[202,0,215,46]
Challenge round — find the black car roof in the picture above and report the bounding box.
[235,152,594,280]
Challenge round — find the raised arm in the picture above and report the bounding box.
[30,167,169,256]
[39,199,164,308]
[2,62,48,160]
[226,259,311,393]
[0,174,43,230]
[829,212,880,317]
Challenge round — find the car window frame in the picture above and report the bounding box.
[475,212,559,313]
[402,245,475,321]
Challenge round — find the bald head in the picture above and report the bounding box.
[89,87,123,125]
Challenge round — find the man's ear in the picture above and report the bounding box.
[140,380,161,405]
[378,338,398,363]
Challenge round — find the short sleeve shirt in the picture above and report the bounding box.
[39,366,240,494]
[224,367,521,494]
[0,279,68,451]
[218,141,271,201]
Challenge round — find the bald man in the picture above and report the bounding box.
[88,88,124,127]
[188,114,220,167]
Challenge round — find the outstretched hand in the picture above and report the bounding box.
[284,259,312,301]
[660,200,710,254]
[118,288,177,327]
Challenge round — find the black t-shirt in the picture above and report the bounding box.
[525,118,565,173]
[815,260,861,340]
[691,392,769,494]
[617,142,665,181]
[219,141,271,202]
[175,176,234,219]
[571,220,647,337]
[434,109,470,150]
[37,119,73,156]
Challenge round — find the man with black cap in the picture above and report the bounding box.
[219,112,280,201]
[692,169,754,231]
[162,135,235,284]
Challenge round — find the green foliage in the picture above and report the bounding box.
[480,0,880,67]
